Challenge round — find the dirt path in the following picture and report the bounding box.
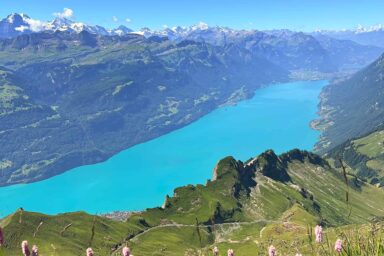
[111,219,281,254]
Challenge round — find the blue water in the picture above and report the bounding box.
[0,80,327,217]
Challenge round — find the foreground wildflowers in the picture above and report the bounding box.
[268,245,277,256]
[335,239,342,253]
[21,240,30,256]
[315,225,323,243]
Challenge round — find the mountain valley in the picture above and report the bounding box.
[0,13,383,186]
[1,7,384,255]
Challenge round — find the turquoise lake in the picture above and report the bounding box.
[0,80,327,217]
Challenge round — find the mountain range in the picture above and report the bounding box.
[0,12,383,186]
[1,11,384,256]
[1,13,383,73]
[313,25,384,48]
[3,13,384,49]
[0,30,289,186]
[0,13,132,38]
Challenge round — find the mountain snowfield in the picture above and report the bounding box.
[1,9,384,256]
[0,12,383,187]
[0,13,131,38]
[0,13,250,40]
[3,12,384,48]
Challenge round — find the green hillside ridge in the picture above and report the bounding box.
[326,128,384,187]
[314,52,384,153]
[1,149,384,255]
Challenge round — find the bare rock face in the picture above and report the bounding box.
[212,162,219,181]
[162,195,171,209]
[249,150,291,182]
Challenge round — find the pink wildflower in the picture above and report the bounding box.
[213,246,219,256]
[335,239,342,253]
[21,240,31,256]
[86,247,94,256]
[268,245,276,256]
[0,227,4,246]
[32,245,38,256]
[122,246,130,256]
[227,248,234,256]
[315,225,323,243]
[295,254,302,256]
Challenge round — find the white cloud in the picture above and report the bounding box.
[125,18,131,23]
[53,8,74,19]
[192,22,208,30]
[26,19,48,32]
[113,16,118,22]
[15,25,29,32]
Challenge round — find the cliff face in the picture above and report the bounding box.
[249,150,291,182]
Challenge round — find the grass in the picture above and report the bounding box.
[353,130,384,158]
[126,226,214,256]
[367,159,384,171]
[1,150,384,255]
[328,128,384,186]
[118,220,384,255]
[0,210,146,256]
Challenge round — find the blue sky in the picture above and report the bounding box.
[1,0,384,31]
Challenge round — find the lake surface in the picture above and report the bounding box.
[0,80,328,217]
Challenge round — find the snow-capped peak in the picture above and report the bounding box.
[0,13,131,38]
[356,24,384,33]
[130,27,152,37]
[5,13,33,26]
[314,24,384,35]
[6,13,29,23]
[191,22,209,31]
[1,13,222,40]
[109,25,133,36]
[51,17,73,27]
[1,13,47,34]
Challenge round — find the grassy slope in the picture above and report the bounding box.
[1,150,384,255]
[353,130,384,158]
[315,53,384,153]
[327,128,384,186]
[0,210,149,255]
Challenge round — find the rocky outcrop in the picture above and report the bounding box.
[247,150,291,182]
[281,149,329,167]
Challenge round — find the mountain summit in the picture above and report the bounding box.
[0,13,132,38]
[0,13,35,38]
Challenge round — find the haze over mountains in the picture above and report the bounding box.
[3,13,384,47]
[0,13,132,38]
[0,12,384,47]
[315,52,384,152]
[1,12,383,73]
[313,25,384,48]
[2,8,384,255]
[0,12,384,186]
